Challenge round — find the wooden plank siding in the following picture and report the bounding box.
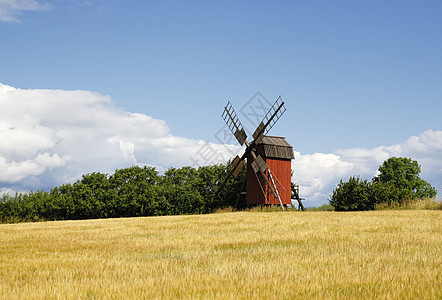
[246,139,293,205]
[265,158,292,205]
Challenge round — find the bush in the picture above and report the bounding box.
[329,176,373,211]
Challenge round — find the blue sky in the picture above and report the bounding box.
[1,0,441,205]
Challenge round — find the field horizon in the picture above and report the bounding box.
[1,210,441,299]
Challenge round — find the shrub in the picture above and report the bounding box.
[329,176,373,211]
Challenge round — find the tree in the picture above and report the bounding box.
[329,176,373,211]
[108,166,163,217]
[160,166,208,215]
[373,157,437,198]
[369,181,413,206]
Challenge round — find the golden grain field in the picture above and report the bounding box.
[0,210,441,299]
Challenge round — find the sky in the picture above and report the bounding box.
[0,0,441,206]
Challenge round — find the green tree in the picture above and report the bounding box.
[49,184,76,220]
[108,166,163,217]
[369,181,413,206]
[160,167,206,215]
[0,160,247,223]
[329,176,373,211]
[373,157,436,198]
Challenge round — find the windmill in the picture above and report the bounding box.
[216,96,298,210]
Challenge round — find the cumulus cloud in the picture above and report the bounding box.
[292,152,354,204]
[293,130,442,206]
[0,83,241,194]
[1,83,440,206]
[0,0,48,22]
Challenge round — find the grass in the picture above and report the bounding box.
[375,197,442,210]
[1,210,441,299]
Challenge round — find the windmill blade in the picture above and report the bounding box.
[262,96,286,135]
[222,101,247,146]
[216,101,249,199]
[231,155,244,178]
[251,96,286,145]
[252,122,266,144]
[251,154,268,174]
[215,155,244,198]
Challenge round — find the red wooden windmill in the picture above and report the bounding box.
[217,96,301,210]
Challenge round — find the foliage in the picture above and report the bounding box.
[369,181,413,206]
[330,157,438,211]
[373,157,437,198]
[329,176,373,211]
[0,162,246,223]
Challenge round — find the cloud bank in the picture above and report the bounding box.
[293,130,442,206]
[0,0,48,22]
[1,83,441,206]
[0,83,242,194]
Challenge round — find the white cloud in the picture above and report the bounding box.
[0,152,67,183]
[0,156,41,182]
[0,83,440,206]
[293,130,442,206]
[0,83,241,193]
[0,0,48,22]
[292,152,354,203]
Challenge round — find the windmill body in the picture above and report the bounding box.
[246,136,294,205]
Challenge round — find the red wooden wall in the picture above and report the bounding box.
[246,147,292,205]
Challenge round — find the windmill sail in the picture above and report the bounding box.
[261,96,286,136]
[222,101,247,146]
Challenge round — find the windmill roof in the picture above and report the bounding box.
[258,136,295,160]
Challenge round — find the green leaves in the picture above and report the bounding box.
[0,163,242,222]
[374,157,437,198]
[330,176,372,211]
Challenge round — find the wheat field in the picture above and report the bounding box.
[0,210,441,299]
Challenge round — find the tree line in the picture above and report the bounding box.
[1,156,438,222]
[0,163,246,223]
